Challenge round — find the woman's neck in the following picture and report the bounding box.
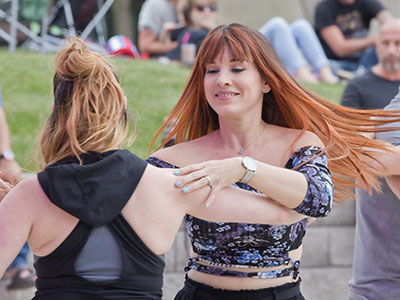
[217,120,267,154]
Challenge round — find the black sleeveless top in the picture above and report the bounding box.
[34,150,165,300]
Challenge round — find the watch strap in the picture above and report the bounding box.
[240,169,254,184]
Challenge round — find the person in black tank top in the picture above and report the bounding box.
[0,37,314,300]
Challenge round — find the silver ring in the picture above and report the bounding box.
[204,175,213,187]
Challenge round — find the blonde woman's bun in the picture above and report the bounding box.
[55,37,108,79]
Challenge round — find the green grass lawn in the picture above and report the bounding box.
[0,49,345,172]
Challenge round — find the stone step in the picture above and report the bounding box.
[314,200,355,226]
[0,282,35,300]
[302,225,355,267]
[301,267,352,300]
[165,230,190,273]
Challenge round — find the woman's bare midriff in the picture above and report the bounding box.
[187,246,302,290]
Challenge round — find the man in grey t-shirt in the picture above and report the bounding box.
[138,0,180,56]
[341,19,400,300]
[347,87,400,300]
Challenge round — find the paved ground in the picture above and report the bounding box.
[0,280,35,300]
[0,279,10,300]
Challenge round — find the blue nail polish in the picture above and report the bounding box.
[183,187,190,193]
[174,170,181,175]
[175,181,183,187]
[205,202,210,208]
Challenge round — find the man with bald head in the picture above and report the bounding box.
[342,19,400,300]
[342,19,400,108]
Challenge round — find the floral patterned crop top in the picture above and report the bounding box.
[147,146,333,280]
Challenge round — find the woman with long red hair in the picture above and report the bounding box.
[148,23,400,299]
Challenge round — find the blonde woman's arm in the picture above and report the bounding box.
[386,175,400,199]
[0,178,35,277]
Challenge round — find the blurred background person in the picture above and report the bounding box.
[166,0,218,62]
[259,17,338,83]
[137,0,181,57]
[315,0,393,77]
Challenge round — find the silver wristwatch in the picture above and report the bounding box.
[0,150,15,161]
[240,156,257,184]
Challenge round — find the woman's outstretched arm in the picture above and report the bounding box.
[363,144,400,176]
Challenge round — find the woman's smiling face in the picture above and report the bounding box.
[204,48,270,118]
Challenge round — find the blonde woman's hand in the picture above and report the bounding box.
[173,157,245,207]
[386,175,400,199]
[0,171,13,202]
[0,159,22,186]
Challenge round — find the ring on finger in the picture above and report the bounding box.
[204,175,213,187]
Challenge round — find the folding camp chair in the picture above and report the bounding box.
[39,0,114,52]
[0,0,114,53]
[0,0,44,52]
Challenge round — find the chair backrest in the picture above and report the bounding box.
[19,0,48,22]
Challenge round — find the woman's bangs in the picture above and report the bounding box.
[228,38,249,62]
[201,28,250,66]
[201,32,226,66]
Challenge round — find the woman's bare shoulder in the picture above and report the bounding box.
[9,176,44,203]
[0,175,63,238]
[11,175,60,214]
[270,125,324,149]
[294,130,324,149]
[266,125,324,165]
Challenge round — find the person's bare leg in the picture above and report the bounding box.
[318,66,339,83]
[296,66,318,83]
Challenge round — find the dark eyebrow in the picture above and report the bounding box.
[208,59,244,64]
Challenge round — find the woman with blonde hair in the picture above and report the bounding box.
[148,23,400,299]
[167,0,218,61]
[0,37,308,300]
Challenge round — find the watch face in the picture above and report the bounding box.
[243,156,257,171]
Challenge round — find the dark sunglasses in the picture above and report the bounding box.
[195,4,217,12]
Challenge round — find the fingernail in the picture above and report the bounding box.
[205,202,210,208]
[175,181,183,187]
[182,187,190,193]
[173,170,181,175]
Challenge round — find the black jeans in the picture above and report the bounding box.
[174,276,305,300]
